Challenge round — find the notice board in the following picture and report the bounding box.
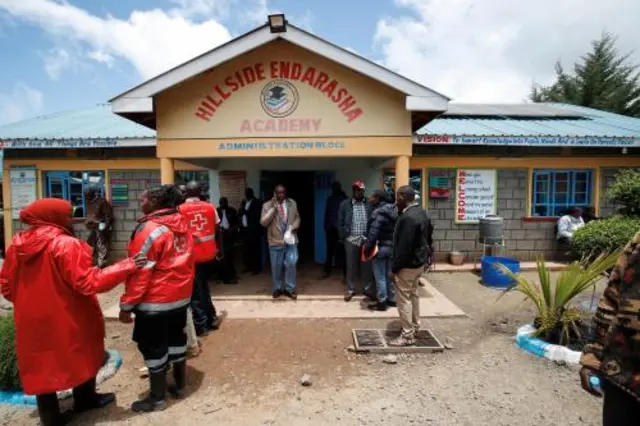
[10,168,37,219]
[455,169,497,223]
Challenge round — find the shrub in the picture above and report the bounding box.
[572,216,640,260]
[0,314,20,391]
[606,168,640,216]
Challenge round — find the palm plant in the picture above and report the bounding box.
[497,250,622,346]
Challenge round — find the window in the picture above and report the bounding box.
[43,171,105,218]
[531,169,593,217]
[175,171,210,200]
[382,170,422,200]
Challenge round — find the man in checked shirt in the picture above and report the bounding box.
[338,180,374,302]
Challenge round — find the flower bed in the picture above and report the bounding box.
[515,325,582,365]
[0,349,122,407]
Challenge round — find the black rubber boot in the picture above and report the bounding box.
[168,360,187,399]
[131,370,167,413]
[72,377,116,413]
[36,394,72,426]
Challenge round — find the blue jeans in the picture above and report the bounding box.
[269,244,298,293]
[372,248,395,303]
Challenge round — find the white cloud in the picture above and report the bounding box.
[374,0,640,102]
[41,46,71,80]
[0,0,245,80]
[87,50,114,67]
[0,82,43,124]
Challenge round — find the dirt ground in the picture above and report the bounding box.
[0,271,605,426]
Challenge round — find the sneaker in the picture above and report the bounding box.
[388,334,416,347]
[285,291,298,300]
[368,301,388,312]
[344,293,354,302]
[272,290,282,299]
[386,300,397,308]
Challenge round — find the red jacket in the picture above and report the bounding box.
[178,199,219,263]
[0,226,136,395]
[120,209,194,314]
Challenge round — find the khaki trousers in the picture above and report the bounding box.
[394,267,423,336]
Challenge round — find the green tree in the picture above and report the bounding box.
[531,33,640,117]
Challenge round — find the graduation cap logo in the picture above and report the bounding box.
[260,80,299,118]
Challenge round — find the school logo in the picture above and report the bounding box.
[260,80,299,118]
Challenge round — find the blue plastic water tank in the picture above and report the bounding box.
[481,256,520,288]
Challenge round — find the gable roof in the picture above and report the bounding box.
[110,17,450,125]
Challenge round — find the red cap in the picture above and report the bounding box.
[352,180,365,190]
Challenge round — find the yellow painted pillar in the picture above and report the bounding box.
[160,158,175,185]
[395,155,410,188]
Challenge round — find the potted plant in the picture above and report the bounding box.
[449,250,464,266]
[497,250,621,347]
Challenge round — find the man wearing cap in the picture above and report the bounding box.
[338,180,374,302]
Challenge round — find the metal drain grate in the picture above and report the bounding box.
[351,329,445,354]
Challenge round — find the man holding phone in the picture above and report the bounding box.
[260,185,300,300]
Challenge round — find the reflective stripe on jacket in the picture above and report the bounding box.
[179,200,218,263]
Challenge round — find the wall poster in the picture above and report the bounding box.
[10,167,37,219]
[455,169,497,223]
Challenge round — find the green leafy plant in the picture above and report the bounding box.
[572,216,640,261]
[0,314,20,391]
[606,169,640,216]
[497,251,622,346]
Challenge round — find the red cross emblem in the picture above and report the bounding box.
[190,213,208,231]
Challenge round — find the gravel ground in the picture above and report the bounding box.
[0,271,605,426]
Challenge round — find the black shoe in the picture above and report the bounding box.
[168,360,186,399]
[74,392,116,413]
[132,370,167,413]
[386,300,397,308]
[363,293,378,303]
[284,291,298,300]
[37,394,73,426]
[344,293,354,302]
[196,329,210,337]
[368,301,388,312]
[272,290,282,299]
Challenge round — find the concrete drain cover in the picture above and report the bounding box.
[351,329,445,354]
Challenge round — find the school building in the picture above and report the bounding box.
[1,14,640,263]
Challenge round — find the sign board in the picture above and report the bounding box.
[110,183,129,205]
[0,138,155,150]
[455,169,497,223]
[414,134,640,148]
[428,170,451,199]
[10,168,37,219]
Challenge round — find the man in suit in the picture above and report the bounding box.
[217,197,239,284]
[239,188,263,275]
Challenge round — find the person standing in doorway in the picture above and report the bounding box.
[579,231,640,425]
[120,185,194,413]
[261,185,300,300]
[339,180,374,302]
[85,185,114,268]
[239,188,263,275]
[321,181,347,280]
[179,181,222,336]
[364,189,398,311]
[217,197,239,284]
[389,185,432,346]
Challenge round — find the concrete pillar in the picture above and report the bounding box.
[395,155,410,188]
[160,158,175,185]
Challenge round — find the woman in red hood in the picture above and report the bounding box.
[118,185,194,413]
[0,198,146,426]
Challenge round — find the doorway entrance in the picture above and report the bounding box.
[259,170,335,264]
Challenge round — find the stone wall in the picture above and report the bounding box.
[109,170,161,259]
[428,168,557,262]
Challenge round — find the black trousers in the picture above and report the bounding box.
[219,230,237,282]
[190,262,217,334]
[133,309,188,374]
[324,228,346,277]
[603,380,640,426]
[242,228,262,273]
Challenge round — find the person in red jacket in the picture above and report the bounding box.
[0,198,146,426]
[119,185,195,413]
[178,181,221,336]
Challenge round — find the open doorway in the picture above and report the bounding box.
[260,171,316,263]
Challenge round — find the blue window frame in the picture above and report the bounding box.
[43,171,105,218]
[531,169,593,217]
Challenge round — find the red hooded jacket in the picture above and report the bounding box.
[0,226,136,395]
[120,209,194,314]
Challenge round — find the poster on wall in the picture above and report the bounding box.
[10,168,37,219]
[455,169,497,223]
[428,170,451,198]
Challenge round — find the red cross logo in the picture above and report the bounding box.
[190,213,208,231]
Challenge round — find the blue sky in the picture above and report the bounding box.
[0,0,638,125]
